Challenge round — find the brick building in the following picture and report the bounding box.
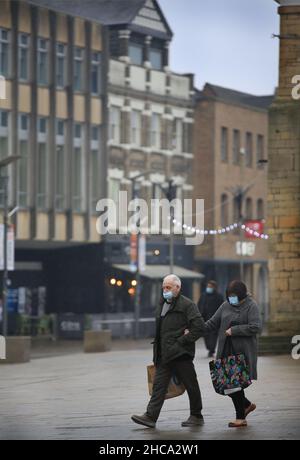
[193,83,273,324]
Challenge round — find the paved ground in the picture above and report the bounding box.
[0,340,299,440]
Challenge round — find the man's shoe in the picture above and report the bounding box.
[181,415,204,427]
[131,413,156,428]
[245,403,256,418]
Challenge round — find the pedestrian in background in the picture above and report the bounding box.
[205,280,261,428]
[198,280,223,358]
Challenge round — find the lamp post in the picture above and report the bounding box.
[129,170,153,340]
[0,155,21,337]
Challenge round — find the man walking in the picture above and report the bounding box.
[131,274,205,428]
[198,280,224,358]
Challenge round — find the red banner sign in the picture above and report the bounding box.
[244,220,264,239]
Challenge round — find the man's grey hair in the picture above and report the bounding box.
[163,274,182,288]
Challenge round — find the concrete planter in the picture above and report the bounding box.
[84,330,112,353]
[0,336,31,364]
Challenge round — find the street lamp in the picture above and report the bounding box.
[0,155,21,337]
[128,170,153,340]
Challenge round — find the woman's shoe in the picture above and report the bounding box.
[245,403,256,418]
[228,419,248,428]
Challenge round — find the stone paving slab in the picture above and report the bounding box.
[0,341,299,440]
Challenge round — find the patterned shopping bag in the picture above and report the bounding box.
[209,339,252,395]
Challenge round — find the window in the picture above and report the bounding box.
[91,149,99,211]
[131,110,141,146]
[91,51,102,95]
[257,134,264,168]
[18,114,29,208]
[18,33,29,81]
[150,48,162,70]
[109,107,120,143]
[0,28,10,77]
[257,199,264,220]
[233,196,241,223]
[233,129,240,165]
[74,47,84,92]
[37,38,49,85]
[37,117,48,209]
[129,43,143,66]
[245,132,253,167]
[73,123,85,212]
[221,127,228,162]
[245,197,253,219]
[172,119,183,153]
[55,119,65,210]
[0,110,9,168]
[151,113,161,149]
[56,43,66,88]
[90,125,100,211]
[221,193,229,227]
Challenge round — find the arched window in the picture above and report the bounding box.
[221,193,229,227]
[245,197,253,220]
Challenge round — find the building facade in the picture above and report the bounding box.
[268,0,300,334]
[0,0,107,329]
[193,84,273,324]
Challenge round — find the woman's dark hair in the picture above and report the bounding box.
[226,280,248,302]
[207,280,217,289]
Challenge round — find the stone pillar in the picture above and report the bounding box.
[143,35,152,67]
[268,1,300,334]
[119,29,131,63]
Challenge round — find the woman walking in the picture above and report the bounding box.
[205,280,262,428]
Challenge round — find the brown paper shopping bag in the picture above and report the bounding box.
[147,364,186,400]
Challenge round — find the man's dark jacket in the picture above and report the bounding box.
[198,291,224,322]
[153,293,205,365]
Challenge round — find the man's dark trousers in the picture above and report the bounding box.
[146,356,203,422]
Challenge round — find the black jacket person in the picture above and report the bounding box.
[198,280,224,357]
[132,274,206,429]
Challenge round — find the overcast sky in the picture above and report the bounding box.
[158,0,279,96]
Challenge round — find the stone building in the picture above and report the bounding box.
[268,0,300,334]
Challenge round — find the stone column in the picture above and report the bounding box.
[118,29,131,63]
[143,35,152,68]
[268,1,300,334]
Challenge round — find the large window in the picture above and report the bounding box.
[245,132,253,167]
[91,125,101,211]
[37,38,49,85]
[91,51,102,95]
[18,114,29,207]
[109,106,121,143]
[37,117,48,209]
[56,43,66,88]
[151,113,161,149]
[172,118,183,153]
[131,110,141,146]
[257,134,264,168]
[73,123,85,212]
[233,129,240,165]
[150,48,162,70]
[74,47,84,91]
[55,119,66,210]
[221,193,229,227]
[0,28,10,77]
[257,199,264,220]
[221,127,228,162]
[18,33,30,81]
[245,197,253,219]
[129,43,143,66]
[0,110,8,159]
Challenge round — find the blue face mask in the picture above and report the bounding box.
[228,295,239,306]
[206,287,214,294]
[163,290,173,301]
